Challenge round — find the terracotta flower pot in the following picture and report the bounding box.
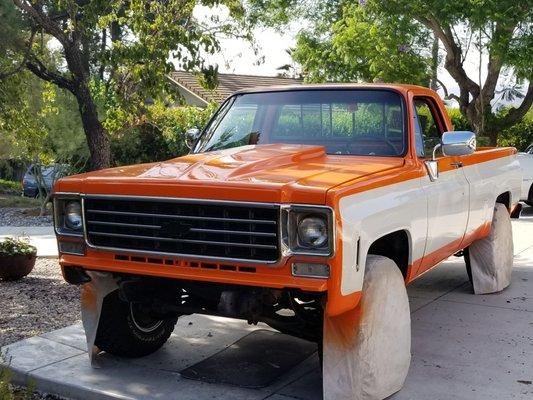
[0,252,37,281]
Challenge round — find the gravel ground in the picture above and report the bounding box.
[0,258,79,348]
[0,208,52,227]
[1,259,78,399]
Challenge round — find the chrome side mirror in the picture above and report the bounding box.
[425,131,476,182]
[440,131,476,156]
[185,128,201,149]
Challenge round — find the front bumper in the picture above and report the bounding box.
[59,247,329,293]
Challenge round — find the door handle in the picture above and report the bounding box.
[450,161,463,168]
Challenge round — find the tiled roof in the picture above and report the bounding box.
[168,71,302,104]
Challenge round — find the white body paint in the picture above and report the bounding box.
[338,154,521,296]
[517,152,533,201]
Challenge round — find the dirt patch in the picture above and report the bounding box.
[0,207,52,228]
[0,258,80,348]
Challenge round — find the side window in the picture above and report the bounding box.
[414,99,442,157]
[413,105,425,157]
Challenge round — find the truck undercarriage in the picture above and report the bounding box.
[93,272,325,344]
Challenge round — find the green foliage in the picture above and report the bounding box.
[251,0,533,141]
[0,350,34,400]
[0,237,36,256]
[0,355,14,400]
[310,2,430,84]
[0,180,21,195]
[111,103,215,165]
[447,108,471,131]
[0,71,49,161]
[250,0,432,84]
[498,109,533,151]
[40,86,89,169]
[0,195,42,209]
[0,0,28,78]
[3,0,254,170]
[0,66,87,167]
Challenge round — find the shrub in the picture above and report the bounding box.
[110,103,215,166]
[0,350,34,400]
[0,237,36,256]
[497,111,533,151]
[446,108,471,131]
[0,179,21,195]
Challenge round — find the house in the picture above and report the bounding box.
[168,71,302,107]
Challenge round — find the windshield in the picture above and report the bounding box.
[194,89,406,156]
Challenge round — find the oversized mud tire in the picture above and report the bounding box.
[323,255,411,400]
[464,203,513,294]
[94,290,176,358]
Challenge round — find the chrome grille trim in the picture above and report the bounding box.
[87,220,162,229]
[89,231,278,249]
[83,195,281,263]
[85,209,276,224]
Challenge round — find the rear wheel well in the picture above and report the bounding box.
[367,230,410,278]
[496,191,511,211]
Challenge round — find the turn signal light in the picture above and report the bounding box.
[292,263,330,278]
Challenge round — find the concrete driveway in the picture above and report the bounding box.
[2,207,532,400]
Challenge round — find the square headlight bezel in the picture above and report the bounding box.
[281,205,335,257]
[53,193,84,237]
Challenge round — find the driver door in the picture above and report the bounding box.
[413,97,469,275]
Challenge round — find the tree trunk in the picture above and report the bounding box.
[429,35,439,91]
[75,84,110,171]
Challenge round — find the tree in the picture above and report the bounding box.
[249,0,533,144]
[6,0,251,170]
[0,70,50,161]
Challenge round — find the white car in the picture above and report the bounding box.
[518,143,533,205]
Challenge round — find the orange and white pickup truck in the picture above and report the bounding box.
[53,84,521,399]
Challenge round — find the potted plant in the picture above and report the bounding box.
[0,237,37,281]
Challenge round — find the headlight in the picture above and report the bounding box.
[298,216,328,248]
[53,196,84,236]
[281,205,334,257]
[65,201,82,230]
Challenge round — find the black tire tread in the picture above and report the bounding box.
[527,184,533,206]
[95,291,176,358]
[464,247,473,286]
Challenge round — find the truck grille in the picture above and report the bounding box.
[83,197,280,262]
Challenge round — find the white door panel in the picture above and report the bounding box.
[422,158,469,255]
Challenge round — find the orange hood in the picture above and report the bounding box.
[55,144,404,204]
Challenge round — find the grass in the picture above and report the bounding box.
[0,350,34,400]
[0,180,21,196]
[0,195,42,209]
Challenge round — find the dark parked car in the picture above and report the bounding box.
[22,164,69,198]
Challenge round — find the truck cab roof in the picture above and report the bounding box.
[233,83,437,96]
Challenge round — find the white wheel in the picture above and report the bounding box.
[323,255,411,400]
[466,203,513,294]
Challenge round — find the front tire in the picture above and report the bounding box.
[323,255,411,400]
[95,290,177,358]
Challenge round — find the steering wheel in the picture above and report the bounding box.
[348,135,399,156]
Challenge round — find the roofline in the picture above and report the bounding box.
[167,75,209,106]
[232,83,430,95]
[169,71,302,80]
